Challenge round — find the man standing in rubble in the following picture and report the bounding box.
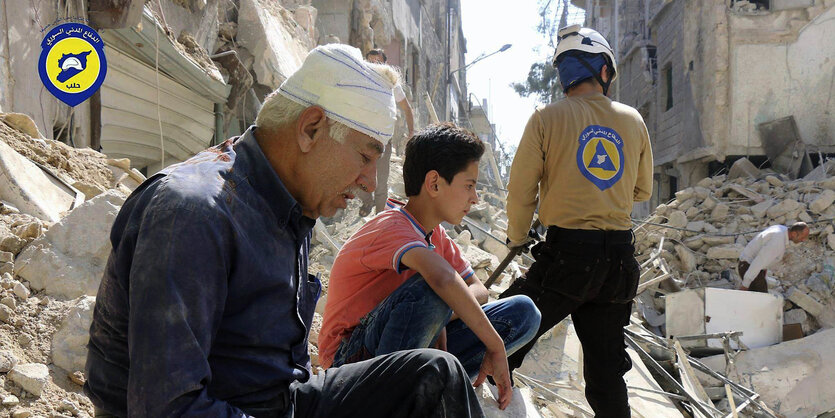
[499,25,653,417]
[85,44,483,417]
[358,48,415,216]
[739,222,810,292]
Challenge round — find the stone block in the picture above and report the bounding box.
[810,189,835,213]
[667,210,687,228]
[675,187,696,202]
[52,296,96,372]
[676,245,697,273]
[828,234,835,251]
[14,190,126,299]
[0,251,12,263]
[0,225,27,254]
[0,139,75,222]
[13,281,29,299]
[463,244,499,270]
[696,177,714,188]
[728,157,762,179]
[766,199,801,218]
[8,363,49,397]
[0,350,18,372]
[706,245,742,259]
[686,221,705,232]
[710,203,730,220]
[765,175,784,187]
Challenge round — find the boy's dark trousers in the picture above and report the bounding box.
[499,226,640,418]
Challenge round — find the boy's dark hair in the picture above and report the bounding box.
[403,123,484,196]
[366,48,387,63]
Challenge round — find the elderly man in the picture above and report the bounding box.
[85,44,483,417]
[739,222,810,292]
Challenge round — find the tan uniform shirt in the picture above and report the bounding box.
[506,93,653,243]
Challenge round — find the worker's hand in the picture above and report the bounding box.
[432,327,448,351]
[473,347,512,410]
[507,227,540,254]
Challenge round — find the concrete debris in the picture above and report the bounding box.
[237,0,311,89]
[14,190,126,299]
[0,113,44,139]
[727,157,762,180]
[478,385,541,417]
[51,296,96,373]
[0,350,18,373]
[0,138,75,222]
[8,363,49,397]
[701,328,835,418]
[635,168,835,417]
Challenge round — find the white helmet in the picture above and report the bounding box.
[552,25,618,89]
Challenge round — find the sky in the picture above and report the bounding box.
[459,0,584,150]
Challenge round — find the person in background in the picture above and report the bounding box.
[739,222,809,292]
[358,48,415,216]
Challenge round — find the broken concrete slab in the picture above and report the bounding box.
[8,363,49,397]
[750,199,775,218]
[727,157,762,180]
[766,199,802,218]
[705,245,742,259]
[237,0,310,89]
[51,296,95,373]
[666,289,706,345]
[810,189,835,214]
[701,328,835,418]
[787,287,835,328]
[0,139,75,222]
[478,385,541,418]
[0,113,44,139]
[14,190,126,299]
[704,288,783,349]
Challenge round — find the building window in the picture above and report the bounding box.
[664,64,673,111]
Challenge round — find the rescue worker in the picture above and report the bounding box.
[499,25,654,417]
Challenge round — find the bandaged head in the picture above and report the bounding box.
[278,44,397,145]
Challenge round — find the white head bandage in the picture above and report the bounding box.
[278,44,397,145]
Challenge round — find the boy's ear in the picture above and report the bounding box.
[424,170,441,197]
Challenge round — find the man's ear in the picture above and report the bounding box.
[600,64,610,83]
[296,106,328,153]
[425,170,441,197]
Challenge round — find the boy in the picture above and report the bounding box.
[320,123,541,409]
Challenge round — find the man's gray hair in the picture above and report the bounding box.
[255,93,350,143]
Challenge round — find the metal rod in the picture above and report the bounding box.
[625,334,717,418]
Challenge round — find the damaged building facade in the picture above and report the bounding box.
[574,0,835,214]
[0,0,472,175]
[313,0,469,131]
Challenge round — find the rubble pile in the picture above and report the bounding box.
[630,158,835,417]
[0,114,140,418]
[634,159,835,334]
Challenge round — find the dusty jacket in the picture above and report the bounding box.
[506,93,653,243]
[85,127,319,417]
